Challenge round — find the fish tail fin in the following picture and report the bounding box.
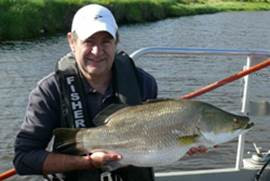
[53,128,82,154]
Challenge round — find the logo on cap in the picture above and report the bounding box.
[94,15,103,20]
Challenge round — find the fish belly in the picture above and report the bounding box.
[115,145,191,167]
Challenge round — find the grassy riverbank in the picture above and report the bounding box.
[1,0,270,41]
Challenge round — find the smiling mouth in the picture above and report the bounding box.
[86,57,105,63]
[86,59,104,66]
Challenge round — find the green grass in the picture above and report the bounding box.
[0,0,270,41]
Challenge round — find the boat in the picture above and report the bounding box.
[1,47,270,181]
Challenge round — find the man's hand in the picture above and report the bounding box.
[85,151,122,168]
[187,146,208,156]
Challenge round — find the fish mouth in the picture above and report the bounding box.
[245,122,254,129]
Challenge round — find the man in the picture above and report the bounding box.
[13,4,206,181]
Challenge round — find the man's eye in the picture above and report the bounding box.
[103,38,112,43]
[85,40,94,44]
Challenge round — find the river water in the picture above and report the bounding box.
[0,11,270,180]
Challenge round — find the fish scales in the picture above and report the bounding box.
[53,99,253,170]
[81,100,199,150]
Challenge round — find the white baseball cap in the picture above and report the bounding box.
[71,4,118,41]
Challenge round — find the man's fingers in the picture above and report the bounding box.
[198,146,208,153]
[89,151,122,168]
[104,152,122,161]
[187,146,208,156]
[187,147,196,156]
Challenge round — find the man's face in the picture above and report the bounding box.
[68,31,117,79]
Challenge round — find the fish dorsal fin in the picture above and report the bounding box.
[92,104,127,126]
[53,128,86,155]
[143,98,172,104]
[93,99,174,126]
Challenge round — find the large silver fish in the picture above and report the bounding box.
[53,99,253,170]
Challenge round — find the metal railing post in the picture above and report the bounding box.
[235,56,251,169]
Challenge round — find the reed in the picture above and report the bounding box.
[0,0,270,41]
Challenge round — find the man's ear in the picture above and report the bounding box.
[67,32,76,52]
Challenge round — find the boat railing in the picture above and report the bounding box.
[130,47,270,174]
[130,47,270,60]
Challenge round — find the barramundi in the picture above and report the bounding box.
[53,99,253,170]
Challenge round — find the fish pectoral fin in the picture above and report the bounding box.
[178,135,199,145]
[53,128,85,155]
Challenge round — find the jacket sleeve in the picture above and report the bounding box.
[13,73,61,175]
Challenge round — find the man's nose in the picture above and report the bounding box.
[91,44,103,56]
